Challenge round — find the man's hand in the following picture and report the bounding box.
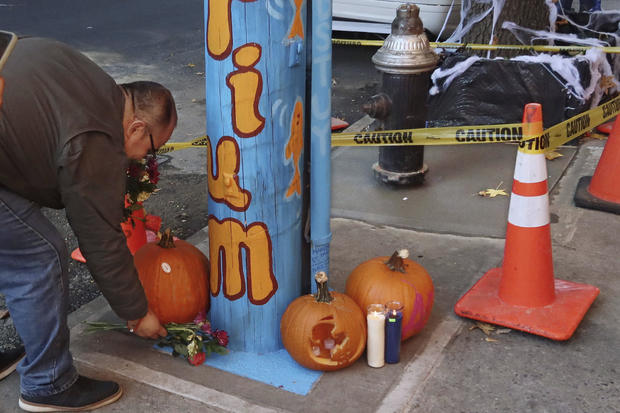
[127,309,167,339]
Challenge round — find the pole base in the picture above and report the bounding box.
[454,268,599,341]
[372,162,428,186]
[574,176,620,215]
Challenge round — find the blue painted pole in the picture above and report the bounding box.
[205,0,307,353]
[309,0,333,293]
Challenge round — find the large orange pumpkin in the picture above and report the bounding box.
[280,272,366,371]
[134,229,210,324]
[345,249,434,341]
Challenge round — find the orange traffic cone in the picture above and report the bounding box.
[331,117,349,131]
[455,103,599,341]
[574,115,620,214]
[596,118,615,135]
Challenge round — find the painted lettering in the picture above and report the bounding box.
[226,43,266,138]
[207,136,252,211]
[207,0,258,60]
[208,216,278,305]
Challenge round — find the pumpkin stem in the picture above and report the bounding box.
[385,249,409,273]
[313,271,334,303]
[158,228,176,249]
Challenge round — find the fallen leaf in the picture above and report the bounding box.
[600,75,616,94]
[0,309,8,319]
[587,133,608,140]
[470,321,496,336]
[478,181,508,198]
[496,328,512,334]
[195,72,204,75]
[485,337,499,342]
[187,63,196,68]
[545,151,563,160]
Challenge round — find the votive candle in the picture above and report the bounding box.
[385,301,403,364]
[366,304,386,368]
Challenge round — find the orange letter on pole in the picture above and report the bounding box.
[206,0,258,60]
[208,216,278,305]
[206,136,252,211]
[226,43,266,138]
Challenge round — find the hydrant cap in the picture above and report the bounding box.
[372,3,439,74]
[393,4,423,36]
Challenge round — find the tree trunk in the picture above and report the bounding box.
[462,0,551,58]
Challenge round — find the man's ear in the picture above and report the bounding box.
[127,119,146,138]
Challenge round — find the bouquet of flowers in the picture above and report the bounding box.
[84,311,229,366]
[124,155,160,223]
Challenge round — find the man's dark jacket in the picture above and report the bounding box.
[0,37,147,320]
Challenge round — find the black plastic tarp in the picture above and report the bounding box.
[426,54,592,129]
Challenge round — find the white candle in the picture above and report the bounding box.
[366,304,386,368]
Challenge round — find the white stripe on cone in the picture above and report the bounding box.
[509,151,550,228]
[513,152,547,183]
[507,194,550,228]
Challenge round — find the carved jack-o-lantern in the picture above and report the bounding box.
[280,272,366,371]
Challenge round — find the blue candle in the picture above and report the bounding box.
[384,301,403,364]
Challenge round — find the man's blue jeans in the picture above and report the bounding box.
[0,186,78,397]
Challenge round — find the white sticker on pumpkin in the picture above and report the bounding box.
[161,263,172,273]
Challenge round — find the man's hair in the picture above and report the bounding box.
[120,81,177,130]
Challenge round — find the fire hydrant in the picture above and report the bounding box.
[363,4,439,186]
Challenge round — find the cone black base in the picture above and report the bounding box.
[574,176,620,215]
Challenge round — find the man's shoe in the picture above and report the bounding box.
[18,375,123,412]
[0,346,26,381]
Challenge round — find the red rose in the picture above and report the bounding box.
[127,163,141,178]
[215,330,229,347]
[149,168,160,184]
[200,321,212,335]
[193,311,207,325]
[188,352,206,366]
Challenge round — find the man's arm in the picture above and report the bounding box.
[58,131,166,338]
[57,131,148,319]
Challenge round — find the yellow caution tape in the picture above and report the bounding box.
[332,38,620,54]
[331,94,620,154]
[331,123,524,147]
[159,97,620,156]
[520,95,620,153]
[157,135,209,154]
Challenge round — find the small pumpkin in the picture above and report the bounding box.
[280,272,366,371]
[134,228,210,324]
[345,249,434,341]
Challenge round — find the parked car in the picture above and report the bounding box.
[332,0,620,40]
[332,0,461,39]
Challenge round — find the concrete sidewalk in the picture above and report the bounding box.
[2,136,618,412]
